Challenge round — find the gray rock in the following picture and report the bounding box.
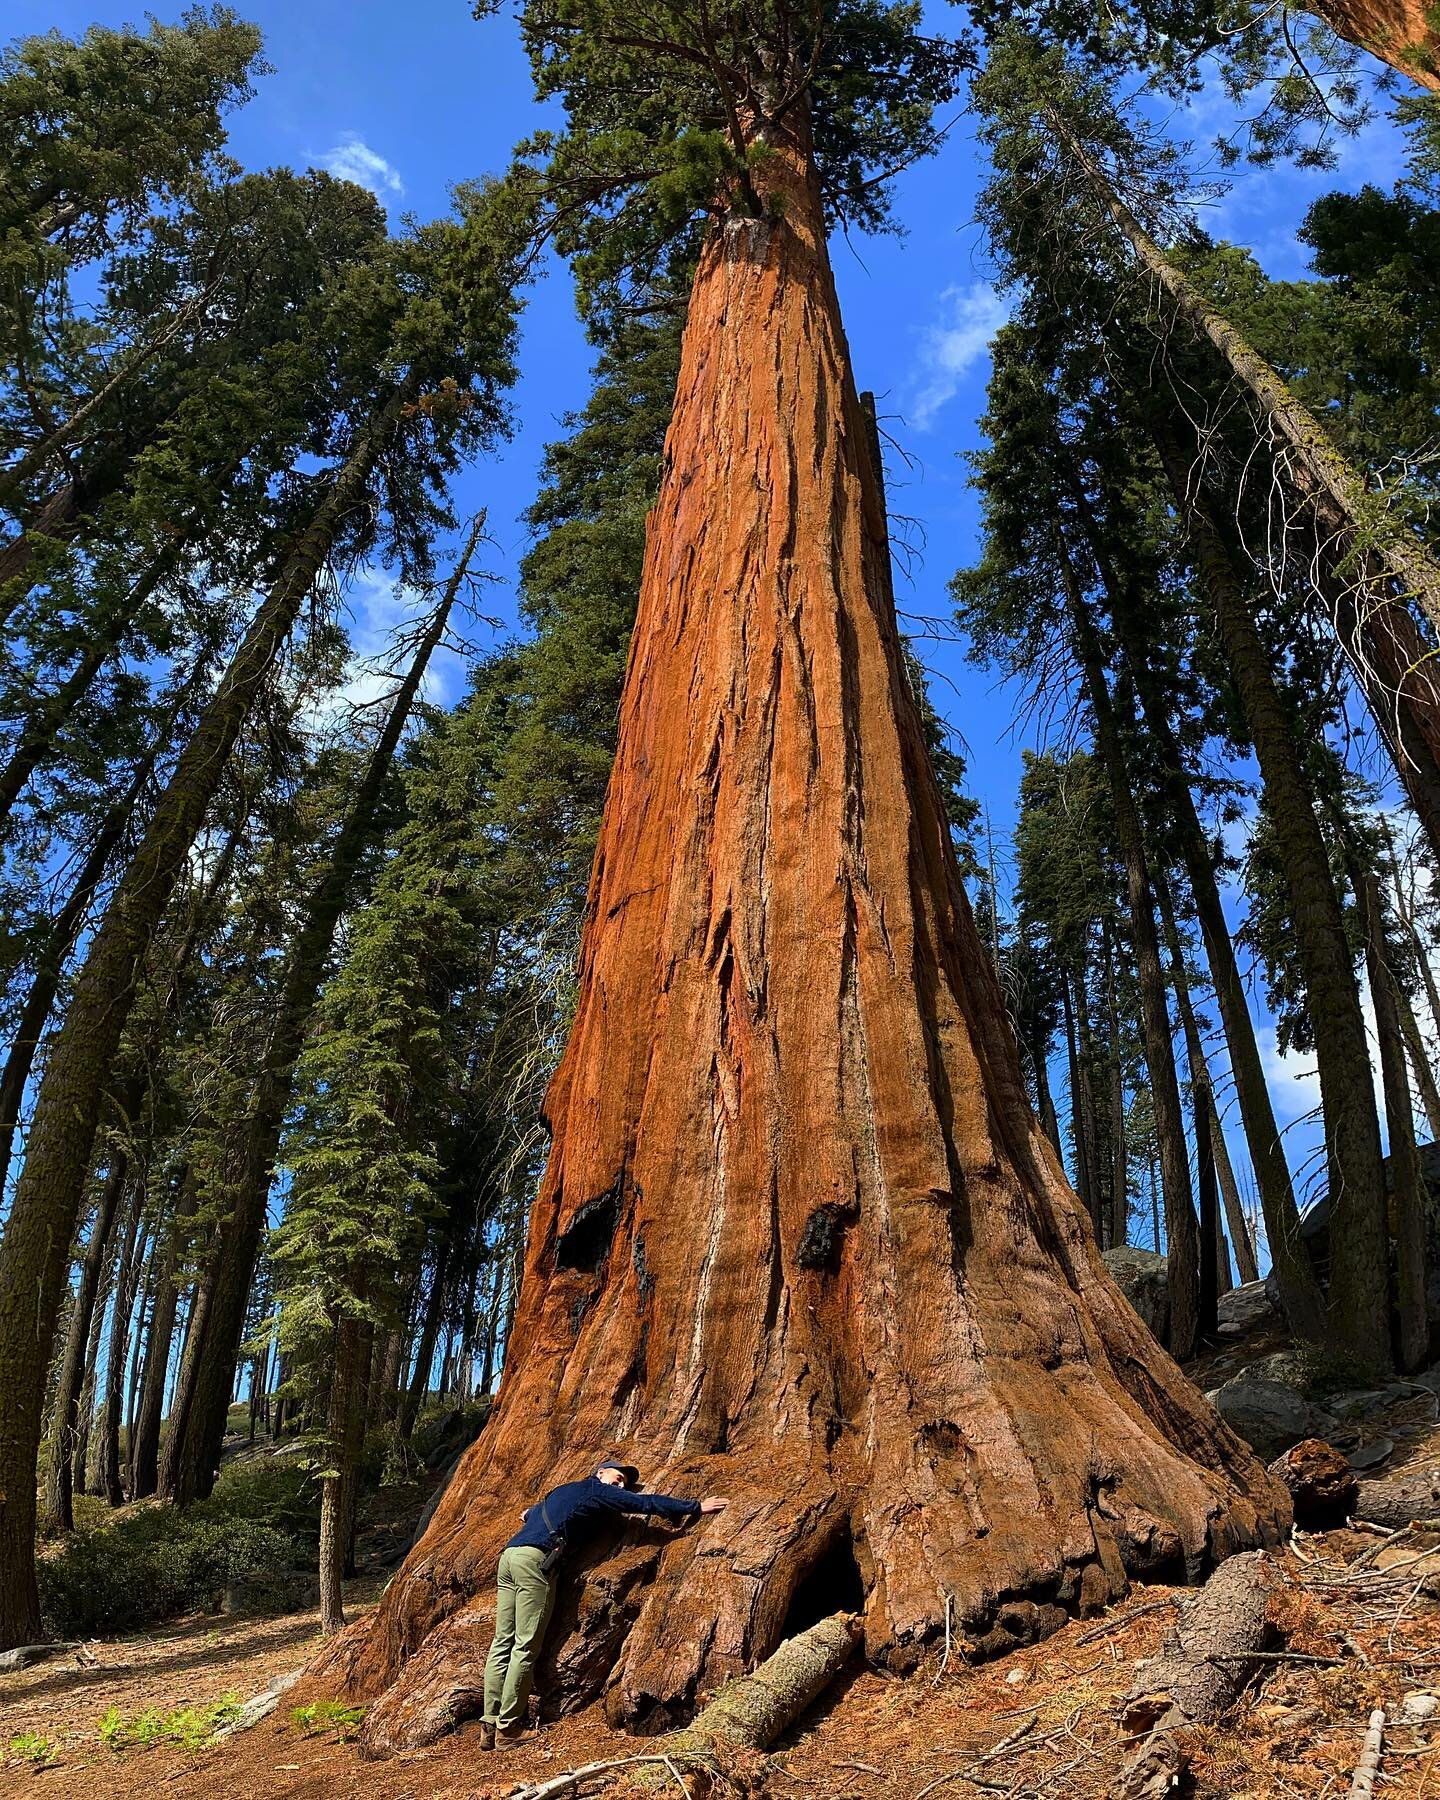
[1347,1438,1395,1472]
[1103,1246,1170,1343]
[1212,1377,1341,1461]
[1240,1349,1320,1393]
[1215,1279,1275,1338]
[0,1642,72,1672]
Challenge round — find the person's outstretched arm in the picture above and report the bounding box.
[598,1487,727,1522]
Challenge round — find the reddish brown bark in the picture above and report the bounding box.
[322,115,1287,1752]
[1305,0,1440,89]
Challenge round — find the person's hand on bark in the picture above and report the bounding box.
[699,1497,727,1514]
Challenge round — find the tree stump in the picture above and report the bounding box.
[1268,1439,1359,1527]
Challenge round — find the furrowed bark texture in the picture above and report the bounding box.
[1118,1549,1278,1798]
[323,116,1287,1753]
[1353,1470,1440,1529]
[1305,0,1440,91]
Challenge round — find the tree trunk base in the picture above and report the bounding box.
[322,1420,1284,1758]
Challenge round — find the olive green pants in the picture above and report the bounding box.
[484,1545,557,1732]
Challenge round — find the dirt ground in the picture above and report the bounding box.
[6,1383,1440,1797]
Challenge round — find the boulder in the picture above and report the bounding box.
[421,1400,491,1472]
[1103,1246,1170,1344]
[1215,1280,1275,1338]
[1211,1377,1340,1461]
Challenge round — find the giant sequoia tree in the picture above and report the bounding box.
[321,0,1285,1752]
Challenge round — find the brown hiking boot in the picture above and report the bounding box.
[478,1722,496,1750]
[496,1723,528,1746]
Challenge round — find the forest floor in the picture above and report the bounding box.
[6,1345,1440,1797]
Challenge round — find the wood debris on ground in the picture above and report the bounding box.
[8,1380,1440,1798]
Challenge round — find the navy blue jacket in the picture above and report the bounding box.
[507,1476,700,1555]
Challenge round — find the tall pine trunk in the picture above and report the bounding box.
[1060,972,1096,1222]
[1060,545,1201,1353]
[1360,871,1429,1370]
[0,480,86,623]
[1155,871,1255,1288]
[99,1183,145,1506]
[1112,599,1314,1320]
[170,532,472,1504]
[0,746,160,1197]
[1321,552,1440,867]
[318,107,1285,1754]
[1154,427,1390,1365]
[320,1293,372,1636]
[1056,115,1440,642]
[0,413,394,1646]
[0,549,176,828]
[130,1171,198,1499]
[39,1152,130,1534]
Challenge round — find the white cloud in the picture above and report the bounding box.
[321,133,405,200]
[1256,1019,1322,1124]
[310,566,463,732]
[907,284,1009,432]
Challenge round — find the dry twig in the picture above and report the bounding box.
[1346,1708,1386,1799]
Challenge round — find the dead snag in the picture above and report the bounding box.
[1347,1708,1386,1799]
[1117,1551,1279,1798]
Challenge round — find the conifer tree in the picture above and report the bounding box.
[0,182,531,1645]
[325,0,1282,1751]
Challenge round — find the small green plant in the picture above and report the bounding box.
[7,1731,57,1767]
[98,1696,240,1752]
[289,1700,366,1740]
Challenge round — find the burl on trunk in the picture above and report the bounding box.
[322,118,1287,1752]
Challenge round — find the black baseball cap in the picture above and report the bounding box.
[597,1459,640,1489]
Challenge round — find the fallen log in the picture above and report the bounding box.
[1116,1551,1279,1798]
[0,1642,75,1672]
[1353,1470,1440,1532]
[211,1668,304,1740]
[511,1612,860,1800]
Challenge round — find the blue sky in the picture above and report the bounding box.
[11,2,1424,1260]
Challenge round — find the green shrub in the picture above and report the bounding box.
[99,1697,240,1752]
[289,1700,365,1740]
[204,1458,321,1537]
[38,1459,322,1638]
[40,1509,296,1637]
[7,1731,57,1766]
